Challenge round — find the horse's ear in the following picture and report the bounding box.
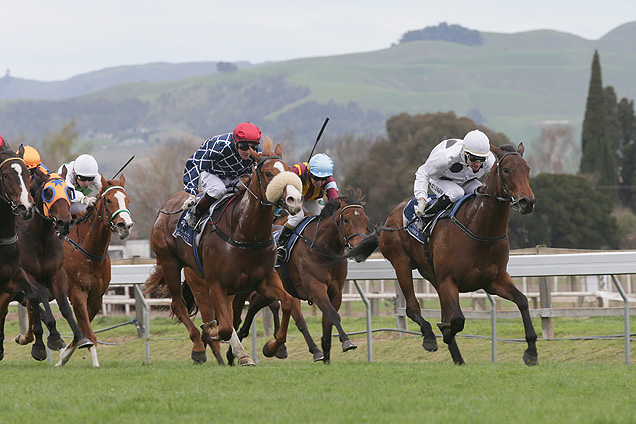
[60,166,67,179]
[517,143,525,157]
[17,144,25,158]
[119,173,126,186]
[274,143,282,158]
[100,174,107,187]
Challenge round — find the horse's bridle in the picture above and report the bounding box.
[244,155,289,210]
[333,204,366,251]
[0,156,27,215]
[475,151,522,208]
[94,185,131,232]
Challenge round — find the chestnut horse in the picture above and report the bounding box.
[348,144,538,365]
[57,174,133,367]
[0,143,41,360]
[7,168,94,361]
[231,187,369,364]
[146,137,303,365]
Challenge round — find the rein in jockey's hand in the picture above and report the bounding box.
[182,194,196,211]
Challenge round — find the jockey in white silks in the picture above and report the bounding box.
[413,129,496,223]
[57,154,102,215]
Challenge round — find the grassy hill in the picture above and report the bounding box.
[1,22,635,176]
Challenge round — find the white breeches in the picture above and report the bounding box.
[200,172,238,199]
[428,178,482,203]
[286,199,323,227]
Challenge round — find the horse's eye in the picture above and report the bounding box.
[265,172,273,178]
[503,168,511,175]
[43,187,54,202]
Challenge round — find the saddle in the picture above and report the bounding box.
[403,193,475,244]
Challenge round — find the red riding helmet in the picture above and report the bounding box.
[233,122,261,143]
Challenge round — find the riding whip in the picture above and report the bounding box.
[306,117,329,163]
[112,155,135,179]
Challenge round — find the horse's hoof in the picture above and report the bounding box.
[191,350,207,364]
[312,350,325,362]
[31,345,47,361]
[76,337,94,349]
[275,344,288,359]
[523,351,538,366]
[238,356,256,366]
[47,335,66,351]
[342,340,357,352]
[262,342,276,358]
[422,338,438,352]
[14,334,30,345]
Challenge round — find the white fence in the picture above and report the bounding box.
[104,251,636,363]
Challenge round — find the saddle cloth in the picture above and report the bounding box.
[274,216,317,264]
[403,193,474,244]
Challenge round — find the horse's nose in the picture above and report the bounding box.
[518,198,536,215]
[17,204,33,220]
[117,221,133,230]
[57,220,73,236]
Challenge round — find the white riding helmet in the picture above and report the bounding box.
[308,153,334,178]
[462,130,490,158]
[73,154,99,178]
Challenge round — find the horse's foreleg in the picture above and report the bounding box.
[310,284,356,361]
[0,293,9,360]
[487,274,538,366]
[194,287,224,366]
[50,272,92,350]
[228,328,255,366]
[257,272,292,359]
[290,298,323,361]
[22,283,47,361]
[391,260,437,351]
[69,289,99,367]
[437,279,465,365]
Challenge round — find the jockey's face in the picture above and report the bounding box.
[465,153,485,172]
[310,173,328,187]
[236,141,257,160]
[76,175,94,188]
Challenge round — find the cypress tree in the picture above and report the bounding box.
[580,50,617,200]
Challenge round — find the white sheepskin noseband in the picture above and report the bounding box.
[265,171,302,203]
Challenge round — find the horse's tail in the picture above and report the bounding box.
[144,264,169,296]
[181,280,199,318]
[346,226,380,262]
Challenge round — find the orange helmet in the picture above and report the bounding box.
[23,146,42,169]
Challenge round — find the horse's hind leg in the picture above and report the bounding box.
[487,274,538,366]
[391,260,437,351]
[67,289,100,367]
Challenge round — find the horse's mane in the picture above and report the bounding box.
[499,144,516,153]
[261,135,274,156]
[319,187,366,219]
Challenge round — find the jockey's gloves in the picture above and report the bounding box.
[81,196,98,207]
[415,198,427,218]
[182,194,197,211]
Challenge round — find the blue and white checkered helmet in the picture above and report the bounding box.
[308,153,334,178]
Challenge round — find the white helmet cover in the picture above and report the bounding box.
[462,130,490,158]
[308,153,334,178]
[73,154,99,177]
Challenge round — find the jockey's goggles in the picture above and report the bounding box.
[77,175,95,182]
[311,173,329,182]
[236,141,258,151]
[465,152,486,163]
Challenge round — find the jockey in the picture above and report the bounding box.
[23,145,50,179]
[57,153,102,214]
[414,129,495,224]
[277,153,339,260]
[182,121,262,231]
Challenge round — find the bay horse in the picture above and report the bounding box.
[145,137,303,365]
[230,187,369,364]
[0,144,43,361]
[348,144,538,365]
[58,174,133,367]
[7,168,95,361]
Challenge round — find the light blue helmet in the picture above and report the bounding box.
[308,153,334,178]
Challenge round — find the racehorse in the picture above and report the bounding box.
[348,144,538,365]
[7,168,94,362]
[0,143,42,360]
[145,137,303,365]
[58,174,133,367]
[230,187,369,364]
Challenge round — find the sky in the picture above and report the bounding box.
[3,0,636,81]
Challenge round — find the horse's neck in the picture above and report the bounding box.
[463,175,511,234]
[73,210,111,253]
[0,204,16,238]
[311,216,345,254]
[234,189,275,241]
[26,207,55,240]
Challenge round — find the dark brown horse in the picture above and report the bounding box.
[146,137,303,365]
[231,187,369,364]
[0,143,41,360]
[57,174,133,367]
[7,168,94,363]
[348,144,538,365]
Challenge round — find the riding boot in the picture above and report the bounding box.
[186,193,216,231]
[276,226,295,261]
[421,195,452,223]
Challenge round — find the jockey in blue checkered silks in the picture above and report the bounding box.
[182,122,263,230]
